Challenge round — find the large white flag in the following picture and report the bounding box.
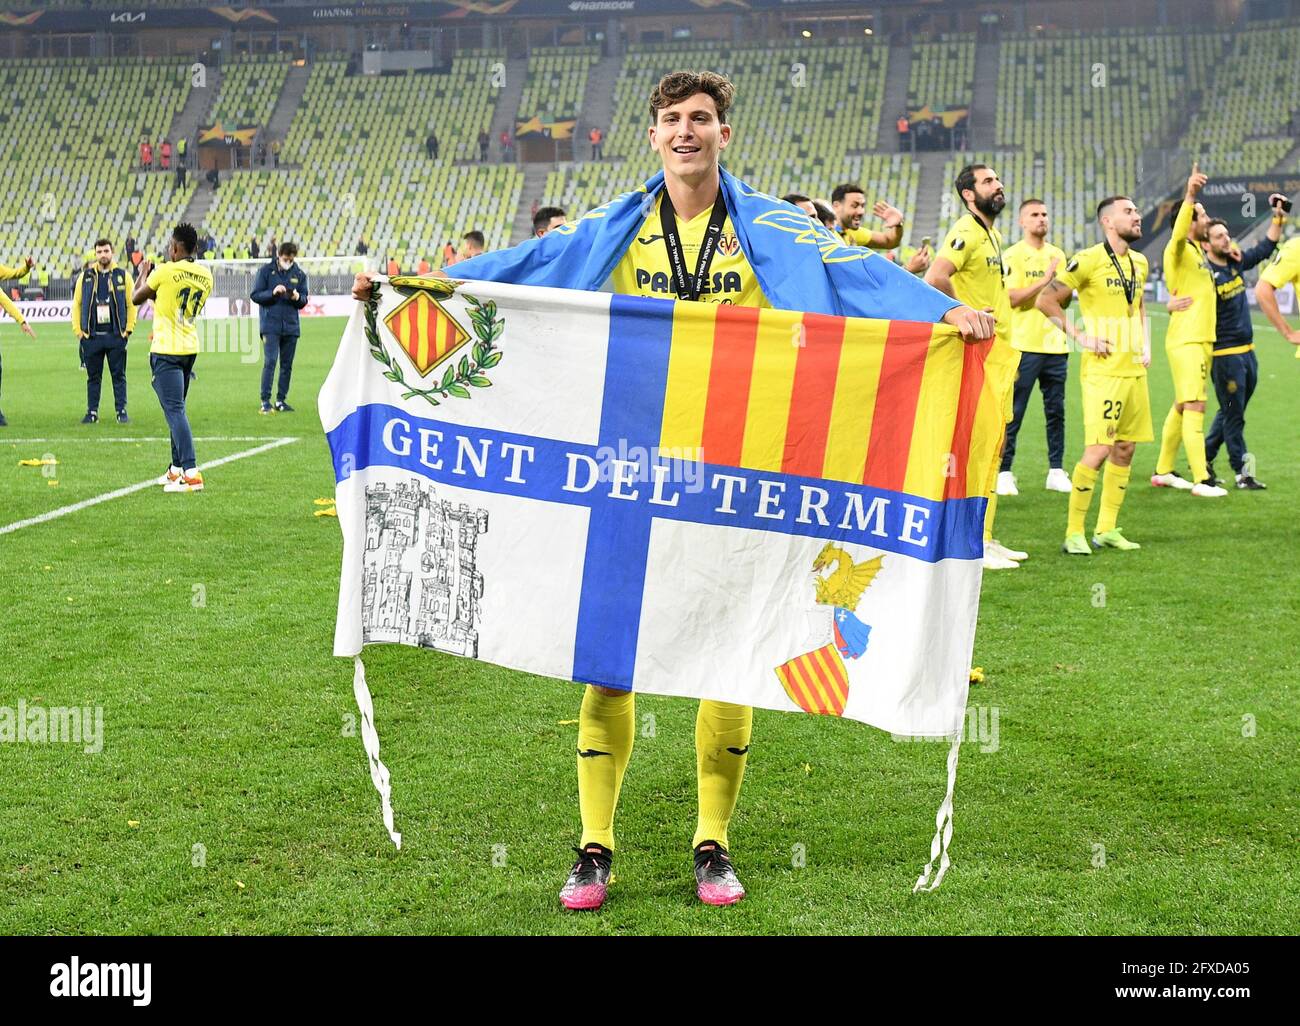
[320,276,1002,888]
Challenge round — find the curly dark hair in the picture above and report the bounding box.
[172,222,199,255]
[648,70,734,124]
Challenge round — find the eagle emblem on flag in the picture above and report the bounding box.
[775,545,883,716]
[364,276,505,408]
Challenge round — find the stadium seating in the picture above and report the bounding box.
[980,28,1244,252]
[12,19,1300,288]
[995,28,1222,155]
[907,34,976,111]
[210,55,292,128]
[546,39,895,234]
[0,58,194,274]
[517,46,600,123]
[1179,22,1300,177]
[203,54,523,266]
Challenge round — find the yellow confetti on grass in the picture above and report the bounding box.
[314,507,338,518]
[557,719,579,726]
[48,480,59,487]
[802,763,812,775]
[313,498,336,506]
[18,458,57,466]
[127,820,139,828]
[969,667,985,684]
[235,880,246,890]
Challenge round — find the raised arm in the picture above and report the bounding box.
[865,200,905,250]
[132,261,156,306]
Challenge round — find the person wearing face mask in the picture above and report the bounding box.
[251,241,309,414]
[72,238,136,424]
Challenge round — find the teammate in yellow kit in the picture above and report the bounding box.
[830,183,929,274]
[1152,164,1227,497]
[926,163,1026,569]
[1254,229,1300,353]
[1037,196,1151,553]
[998,199,1072,496]
[830,183,904,249]
[0,256,37,427]
[131,223,213,492]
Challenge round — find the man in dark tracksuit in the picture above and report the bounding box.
[72,239,136,424]
[1202,216,1280,490]
[250,241,309,413]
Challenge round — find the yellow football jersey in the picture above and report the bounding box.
[1054,243,1149,378]
[610,192,770,308]
[1163,200,1217,345]
[937,213,1012,347]
[1003,239,1069,354]
[147,259,213,355]
[836,225,888,250]
[1259,236,1300,290]
[0,259,30,326]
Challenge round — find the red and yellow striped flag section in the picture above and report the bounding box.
[384,289,470,377]
[775,643,850,716]
[658,303,1001,502]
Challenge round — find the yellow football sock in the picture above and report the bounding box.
[983,489,998,542]
[1095,462,1131,534]
[1182,409,1208,483]
[693,700,753,850]
[576,685,635,850]
[1067,462,1098,537]
[1156,405,1182,475]
[983,442,1003,541]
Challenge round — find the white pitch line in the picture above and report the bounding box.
[4,435,298,444]
[0,437,300,536]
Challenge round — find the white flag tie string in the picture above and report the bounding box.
[913,733,961,893]
[353,656,402,849]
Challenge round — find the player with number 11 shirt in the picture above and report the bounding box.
[132,222,213,493]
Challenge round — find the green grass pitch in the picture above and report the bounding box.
[0,311,1296,935]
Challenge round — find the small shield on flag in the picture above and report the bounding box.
[384,291,470,377]
[775,643,849,716]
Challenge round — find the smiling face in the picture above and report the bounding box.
[1207,222,1234,258]
[833,191,866,231]
[648,92,730,181]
